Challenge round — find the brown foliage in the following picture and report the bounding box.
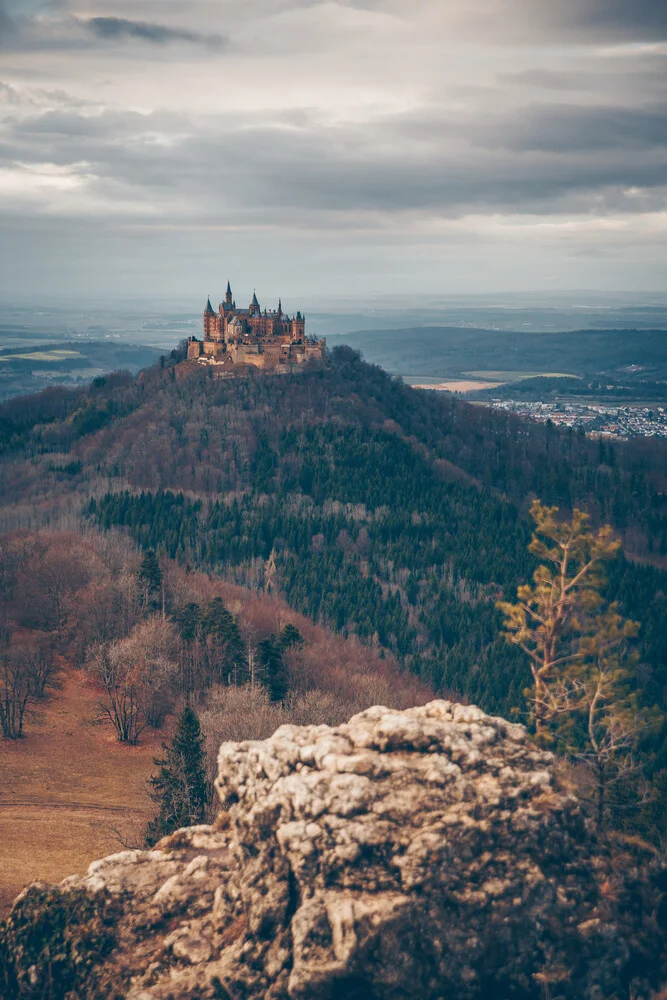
[86,617,179,743]
[0,529,434,748]
[170,565,431,711]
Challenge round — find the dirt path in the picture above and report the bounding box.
[0,667,165,916]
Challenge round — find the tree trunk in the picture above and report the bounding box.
[596,759,606,831]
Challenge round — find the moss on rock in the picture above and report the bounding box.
[0,884,123,1000]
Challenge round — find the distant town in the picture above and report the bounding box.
[476,399,667,439]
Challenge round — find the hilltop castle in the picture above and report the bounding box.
[187,283,326,371]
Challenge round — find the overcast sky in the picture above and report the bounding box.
[0,0,666,305]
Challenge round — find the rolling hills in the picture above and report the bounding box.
[0,346,666,846]
[332,326,667,381]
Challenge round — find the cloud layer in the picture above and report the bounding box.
[82,17,225,48]
[0,0,666,300]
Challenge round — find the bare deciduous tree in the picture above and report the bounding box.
[27,638,59,699]
[88,642,147,745]
[87,616,178,743]
[17,539,90,634]
[0,649,36,738]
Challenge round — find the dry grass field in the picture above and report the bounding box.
[0,667,163,917]
[412,379,505,393]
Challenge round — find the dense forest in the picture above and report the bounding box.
[1,346,666,835]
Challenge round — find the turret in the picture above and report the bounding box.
[249,290,260,316]
[291,310,306,341]
[225,281,233,306]
[204,297,218,340]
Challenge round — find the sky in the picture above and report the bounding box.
[0,0,666,305]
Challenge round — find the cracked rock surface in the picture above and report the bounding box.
[1,700,665,999]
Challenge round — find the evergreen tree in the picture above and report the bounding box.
[499,501,658,829]
[571,607,653,829]
[498,500,620,737]
[138,549,162,607]
[252,433,277,493]
[202,598,244,682]
[279,623,304,650]
[173,602,202,642]
[258,634,288,703]
[145,705,208,846]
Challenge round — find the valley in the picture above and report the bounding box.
[0,344,666,916]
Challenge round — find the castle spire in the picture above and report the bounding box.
[225,281,233,306]
[205,297,215,315]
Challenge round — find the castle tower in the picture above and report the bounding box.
[225,281,233,307]
[291,310,305,341]
[249,290,260,316]
[204,297,217,340]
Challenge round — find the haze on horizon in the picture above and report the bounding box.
[0,0,666,306]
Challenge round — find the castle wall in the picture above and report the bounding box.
[203,341,225,358]
[187,338,203,360]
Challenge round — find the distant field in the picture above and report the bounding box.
[0,350,82,362]
[411,379,505,393]
[464,370,579,380]
[0,667,162,916]
[0,341,162,401]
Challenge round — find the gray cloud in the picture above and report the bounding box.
[0,2,15,38]
[2,98,665,227]
[570,0,667,37]
[0,3,226,52]
[500,70,589,92]
[1,0,666,300]
[82,17,225,48]
[478,103,667,153]
[453,0,667,44]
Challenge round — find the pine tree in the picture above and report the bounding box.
[138,550,162,608]
[278,623,304,650]
[145,705,208,846]
[202,598,244,683]
[499,500,657,829]
[571,607,647,828]
[497,500,620,737]
[173,602,202,642]
[258,635,288,703]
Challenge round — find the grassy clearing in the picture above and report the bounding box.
[0,667,162,916]
[412,380,505,393]
[0,351,82,363]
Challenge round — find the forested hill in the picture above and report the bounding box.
[1,347,665,743]
[332,326,667,379]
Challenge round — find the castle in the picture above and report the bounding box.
[187,283,326,371]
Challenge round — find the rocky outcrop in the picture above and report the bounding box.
[2,701,665,999]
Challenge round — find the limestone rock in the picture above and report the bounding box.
[1,700,665,1000]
